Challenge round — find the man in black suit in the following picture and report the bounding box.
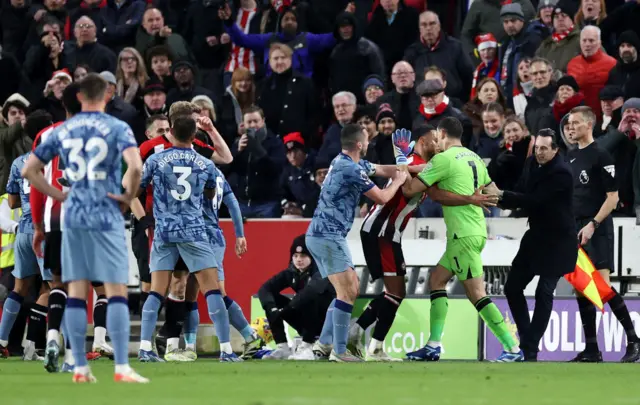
[489,129,577,361]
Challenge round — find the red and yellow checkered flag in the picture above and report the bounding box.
[564,247,615,312]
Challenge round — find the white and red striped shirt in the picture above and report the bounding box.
[30,122,67,233]
[225,8,258,73]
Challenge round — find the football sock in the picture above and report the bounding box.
[608,288,639,342]
[356,294,383,330]
[0,291,23,346]
[107,297,130,366]
[65,298,88,367]
[140,292,163,351]
[428,290,448,346]
[93,295,108,347]
[165,296,186,340]
[372,293,402,341]
[319,299,336,345]
[577,296,599,352]
[205,290,231,352]
[333,300,353,355]
[223,296,253,340]
[183,301,199,349]
[27,304,48,350]
[47,288,67,343]
[475,297,518,352]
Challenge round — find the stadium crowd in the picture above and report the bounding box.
[2,0,640,219]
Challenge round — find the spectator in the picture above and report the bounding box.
[0,49,28,107]
[256,43,317,144]
[68,0,105,43]
[470,33,500,99]
[228,106,286,218]
[369,103,397,166]
[192,95,216,123]
[100,70,138,124]
[26,0,67,56]
[329,11,385,104]
[606,31,640,97]
[317,91,356,163]
[488,116,534,192]
[499,3,546,107]
[413,79,473,146]
[461,0,536,59]
[219,4,335,78]
[280,132,317,213]
[599,85,625,133]
[302,158,329,218]
[376,61,419,131]
[471,102,505,164]
[115,47,148,110]
[73,63,91,81]
[22,15,63,62]
[219,67,255,147]
[166,60,217,106]
[136,8,193,64]
[153,0,190,35]
[35,69,72,122]
[600,0,640,54]
[132,77,167,144]
[64,16,117,73]
[548,75,585,135]
[567,25,616,119]
[464,77,509,137]
[24,27,67,103]
[100,0,146,54]
[365,0,419,76]
[574,0,606,28]
[0,0,31,61]
[513,57,534,119]
[535,1,581,72]
[404,11,474,103]
[362,74,385,105]
[143,114,170,141]
[525,57,557,135]
[536,0,558,30]
[355,104,379,146]
[146,45,176,93]
[222,0,263,87]
[257,235,335,360]
[0,94,30,195]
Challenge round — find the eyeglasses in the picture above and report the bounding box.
[77,24,95,30]
[121,56,136,63]
[392,71,414,77]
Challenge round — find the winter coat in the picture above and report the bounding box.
[0,2,30,61]
[135,29,194,65]
[535,27,581,73]
[600,2,640,53]
[567,50,617,119]
[184,1,229,70]
[63,40,117,73]
[524,84,556,136]
[100,0,146,54]
[376,89,421,131]
[606,59,640,98]
[24,43,70,104]
[217,87,245,148]
[0,122,31,195]
[281,152,317,206]
[0,52,28,105]
[317,123,343,164]
[488,135,534,191]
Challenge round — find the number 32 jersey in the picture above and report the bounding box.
[141,147,218,243]
[417,146,490,240]
[34,112,137,232]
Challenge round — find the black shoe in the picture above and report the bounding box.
[155,329,167,357]
[621,341,640,363]
[523,351,538,362]
[569,350,603,363]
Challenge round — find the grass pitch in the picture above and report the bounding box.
[0,358,637,405]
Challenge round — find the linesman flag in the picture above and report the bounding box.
[564,247,615,312]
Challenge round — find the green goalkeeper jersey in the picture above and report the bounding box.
[417,146,490,240]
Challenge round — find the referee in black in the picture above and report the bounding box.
[567,106,640,363]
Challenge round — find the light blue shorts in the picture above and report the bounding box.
[150,238,217,274]
[62,228,129,284]
[305,235,354,279]
[211,243,225,281]
[12,233,50,281]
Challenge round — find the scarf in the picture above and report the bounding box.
[552,92,585,122]
[552,24,574,43]
[419,96,449,120]
[117,80,140,104]
[471,60,500,99]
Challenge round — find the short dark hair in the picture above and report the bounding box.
[24,110,53,140]
[569,105,596,126]
[62,82,82,116]
[146,114,169,129]
[437,117,463,139]
[340,123,365,150]
[411,124,436,141]
[536,128,558,149]
[77,73,107,102]
[243,105,264,118]
[424,65,447,81]
[172,116,197,143]
[147,45,173,63]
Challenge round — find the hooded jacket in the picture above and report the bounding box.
[329,12,385,103]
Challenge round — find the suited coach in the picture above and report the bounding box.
[488,129,578,361]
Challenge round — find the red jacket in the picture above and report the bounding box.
[567,49,616,119]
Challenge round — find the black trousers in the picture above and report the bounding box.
[262,294,332,345]
[504,265,560,358]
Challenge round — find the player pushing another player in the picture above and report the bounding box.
[22,73,148,382]
[403,117,523,362]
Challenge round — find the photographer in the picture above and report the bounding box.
[227,105,286,218]
[258,235,335,360]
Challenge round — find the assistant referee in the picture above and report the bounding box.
[567,106,640,363]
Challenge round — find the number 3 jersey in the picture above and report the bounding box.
[417,146,491,240]
[141,147,218,243]
[34,112,136,231]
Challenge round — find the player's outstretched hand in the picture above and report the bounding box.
[235,237,247,258]
[108,192,135,213]
[470,187,498,214]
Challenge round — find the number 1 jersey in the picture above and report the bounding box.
[33,112,137,231]
[141,147,217,243]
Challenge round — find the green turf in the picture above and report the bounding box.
[0,358,637,405]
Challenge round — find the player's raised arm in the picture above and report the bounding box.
[197,116,233,164]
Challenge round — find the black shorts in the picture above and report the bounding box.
[577,217,614,271]
[44,231,62,276]
[360,231,406,281]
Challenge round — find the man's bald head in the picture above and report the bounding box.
[580,25,601,57]
[391,61,415,92]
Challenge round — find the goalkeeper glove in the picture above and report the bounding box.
[392,128,414,166]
